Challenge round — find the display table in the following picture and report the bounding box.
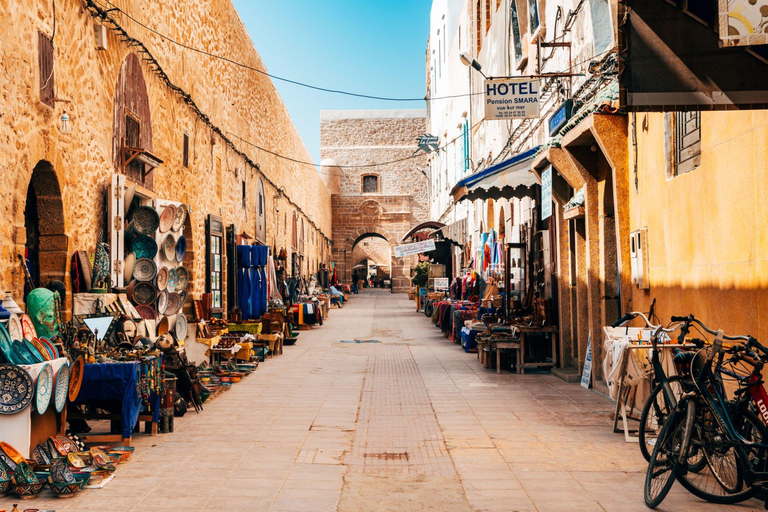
[71,358,161,445]
[258,334,283,357]
[494,339,521,375]
[0,358,68,458]
[516,325,559,374]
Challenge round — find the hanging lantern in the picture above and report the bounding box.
[59,111,72,134]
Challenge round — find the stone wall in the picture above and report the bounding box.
[321,110,429,293]
[0,0,332,313]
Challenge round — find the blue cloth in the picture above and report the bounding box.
[75,360,160,439]
[237,246,252,318]
[249,246,260,320]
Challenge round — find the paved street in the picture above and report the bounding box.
[3,290,762,512]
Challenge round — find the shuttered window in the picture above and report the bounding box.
[38,32,54,107]
[674,111,701,175]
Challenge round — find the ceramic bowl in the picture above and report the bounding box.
[129,206,160,236]
[12,479,44,499]
[132,258,157,282]
[175,235,187,263]
[220,376,231,383]
[162,233,176,261]
[157,266,169,290]
[124,183,137,215]
[134,305,156,321]
[159,204,176,233]
[49,480,81,498]
[200,376,210,383]
[230,376,241,383]
[172,204,188,232]
[156,317,169,336]
[131,235,158,260]
[166,293,182,316]
[175,266,189,291]
[132,281,157,305]
[72,472,91,489]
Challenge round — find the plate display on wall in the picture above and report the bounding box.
[156,290,169,316]
[159,204,177,233]
[7,314,23,342]
[131,235,158,260]
[175,235,187,263]
[54,363,70,413]
[68,356,84,402]
[0,363,33,414]
[175,266,189,291]
[39,337,59,359]
[12,340,36,365]
[135,304,156,320]
[167,267,177,292]
[162,233,177,261]
[178,290,188,307]
[166,293,182,316]
[20,314,37,340]
[35,362,53,415]
[30,338,51,361]
[129,206,160,235]
[132,258,158,282]
[157,266,169,290]
[172,203,188,232]
[132,281,157,305]
[175,313,188,342]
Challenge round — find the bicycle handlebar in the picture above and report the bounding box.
[611,311,682,334]
[673,315,751,342]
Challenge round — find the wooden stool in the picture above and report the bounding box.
[495,340,521,374]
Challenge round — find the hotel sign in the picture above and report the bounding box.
[484,78,540,120]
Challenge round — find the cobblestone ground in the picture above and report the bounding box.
[2,290,761,511]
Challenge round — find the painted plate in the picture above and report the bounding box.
[157,266,169,290]
[175,235,187,263]
[20,314,37,340]
[175,266,189,292]
[90,447,110,468]
[67,452,85,468]
[54,363,70,413]
[135,304,156,321]
[131,234,158,260]
[0,441,26,466]
[156,290,169,316]
[0,363,33,414]
[51,458,76,484]
[35,363,53,415]
[55,435,78,455]
[33,444,51,466]
[159,204,177,233]
[23,338,45,364]
[39,337,59,359]
[30,338,51,361]
[162,233,176,261]
[167,267,177,292]
[0,449,16,472]
[166,293,182,316]
[68,356,84,402]
[129,206,160,235]
[133,281,158,305]
[7,314,23,342]
[133,257,157,282]
[12,340,36,365]
[172,203,188,232]
[0,323,17,364]
[175,314,188,342]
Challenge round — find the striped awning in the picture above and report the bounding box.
[450,146,541,203]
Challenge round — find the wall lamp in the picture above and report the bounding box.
[460,53,487,78]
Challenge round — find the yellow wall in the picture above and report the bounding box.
[629,110,768,340]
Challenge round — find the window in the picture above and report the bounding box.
[476,1,482,53]
[510,2,524,63]
[38,32,54,107]
[183,132,190,167]
[528,0,540,35]
[666,111,701,177]
[241,179,246,208]
[362,174,379,193]
[125,111,143,176]
[206,214,224,312]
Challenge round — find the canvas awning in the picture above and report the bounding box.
[401,221,446,242]
[450,146,541,203]
[431,218,467,246]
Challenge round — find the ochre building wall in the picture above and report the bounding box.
[0,0,331,311]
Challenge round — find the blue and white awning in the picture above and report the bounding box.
[450,146,541,203]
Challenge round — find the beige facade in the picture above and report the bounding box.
[1,0,331,314]
[320,110,429,292]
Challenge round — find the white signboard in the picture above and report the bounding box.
[541,166,552,220]
[433,278,449,291]
[484,78,540,120]
[581,335,593,389]
[393,239,436,258]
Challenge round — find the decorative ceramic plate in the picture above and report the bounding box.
[33,444,51,465]
[133,258,157,282]
[172,204,188,232]
[68,356,84,402]
[157,266,169,290]
[162,233,176,261]
[54,363,69,413]
[166,293,182,316]
[7,314,23,342]
[123,252,135,284]
[156,290,169,315]
[23,338,45,363]
[35,363,53,415]
[90,447,110,468]
[179,290,188,306]
[51,458,76,484]
[135,304,156,321]
[130,206,160,235]
[167,267,177,292]
[175,266,189,291]
[12,340,36,365]
[0,324,17,364]
[30,338,51,361]
[132,281,157,305]
[175,235,187,262]
[0,441,26,466]
[39,337,59,359]
[67,452,85,468]
[12,460,38,484]
[159,204,176,233]
[175,314,188,342]
[131,234,158,260]
[46,438,60,460]
[0,364,33,414]
[55,435,78,455]
[20,314,37,340]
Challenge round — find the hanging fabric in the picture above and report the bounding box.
[237,245,252,319]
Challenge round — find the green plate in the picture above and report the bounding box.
[23,339,45,364]
[0,324,16,364]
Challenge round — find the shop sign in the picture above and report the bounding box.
[484,78,540,120]
[541,166,552,220]
[548,99,573,136]
[394,239,436,258]
[433,277,449,291]
[581,335,593,389]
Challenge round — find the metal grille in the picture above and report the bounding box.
[362,175,379,193]
[674,111,701,175]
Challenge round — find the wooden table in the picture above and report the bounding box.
[516,325,558,374]
[495,339,521,374]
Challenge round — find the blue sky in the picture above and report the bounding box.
[232,0,432,166]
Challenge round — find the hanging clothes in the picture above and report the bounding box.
[237,245,252,318]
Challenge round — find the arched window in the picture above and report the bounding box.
[256,178,266,243]
[361,174,380,194]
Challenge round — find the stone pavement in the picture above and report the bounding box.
[2,289,762,511]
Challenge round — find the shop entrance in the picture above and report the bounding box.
[23,160,67,295]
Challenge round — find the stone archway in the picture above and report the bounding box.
[338,227,411,292]
[24,160,67,294]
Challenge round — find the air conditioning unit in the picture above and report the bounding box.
[630,228,650,290]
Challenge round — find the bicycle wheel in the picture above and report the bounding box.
[645,408,686,508]
[639,376,684,462]
[677,406,763,504]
